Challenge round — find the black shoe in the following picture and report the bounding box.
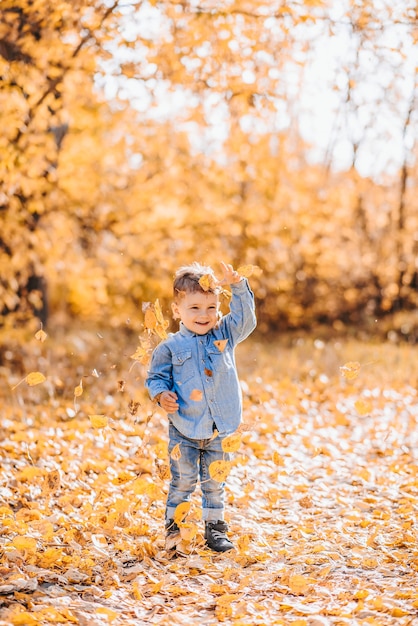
[205,520,234,552]
[165,519,180,551]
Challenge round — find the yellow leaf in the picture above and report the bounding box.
[222,433,242,453]
[237,264,261,278]
[180,522,198,542]
[11,612,39,626]
[35,329,47,342]
[96,608,119,622]
[209,460,232,482]
[173,502,190,524]
[214,339,228,352]
[89,414,108,429]
[289,573,312,595]
[144,307,157,330]
[74,379,83,397]
[340,361,361,380]
[190,389,203,401]
[199,274,216,291]
[272,451,285,466]
[44,469,61,492]
[170,443,182,461]
[11,536,38,554]
[354,399,372,415]
[237,534,251,553]
[26,372,46,386]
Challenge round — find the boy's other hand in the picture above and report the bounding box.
[218,262,242,285]
[158,391,179,413]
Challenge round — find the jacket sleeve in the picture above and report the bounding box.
[221,278,256,345]
[145,341,174,400]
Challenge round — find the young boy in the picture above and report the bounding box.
[145,261,256,552]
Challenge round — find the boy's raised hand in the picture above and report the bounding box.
[217,262,242,286]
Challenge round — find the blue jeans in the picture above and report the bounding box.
[166,423,231,522]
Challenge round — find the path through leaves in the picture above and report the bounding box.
[0,328,417,625]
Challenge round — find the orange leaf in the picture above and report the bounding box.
[190,389,203,401]
[214,339,228,352]
[199,274,216,291]
[170,443,182,460]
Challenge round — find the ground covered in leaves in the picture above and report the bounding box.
[0,322,418,625]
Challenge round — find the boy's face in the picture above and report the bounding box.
[172,291,220,335]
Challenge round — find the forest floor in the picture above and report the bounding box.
[0,321,418,625]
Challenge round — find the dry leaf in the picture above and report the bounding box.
[190,389,203,401]
[214,339,228,352]
[26,371,46,386]
[74,379,83,397]
[199,274,216,291]
[35,328,47,342]
[209,459,232,482]
[89,414,108,428]
[221,433,242,453]
[340,361,361,380]
[173,502,191,524]
[170,443,182,460]
[236,264,261,277]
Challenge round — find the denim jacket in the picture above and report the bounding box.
[145,279,256,439]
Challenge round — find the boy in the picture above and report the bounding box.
[146,261,256,552]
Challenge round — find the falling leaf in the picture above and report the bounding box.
[35,328,47,342]
[209,459,232,482]
[74,379,83,397]
[355,398,372,415]
[89,414,108,429]
[144,307,157,330]
[190,389,203,401]
[340,361,361,380]
[199,274,216,291]
[26,371,46,386]
[180,522,198,542]
[222,433,242,453]
[237,264,261,277]
[170,443,182,461]
[214,339,228,352]
[173,502,191,524]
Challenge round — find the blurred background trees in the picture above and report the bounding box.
[1,0,417,337]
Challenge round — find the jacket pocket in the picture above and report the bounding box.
[206,346,233,373]
[172,349,194,385]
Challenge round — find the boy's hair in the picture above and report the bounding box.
[173,262,218,300]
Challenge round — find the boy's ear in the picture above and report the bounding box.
[171,302,180,320]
